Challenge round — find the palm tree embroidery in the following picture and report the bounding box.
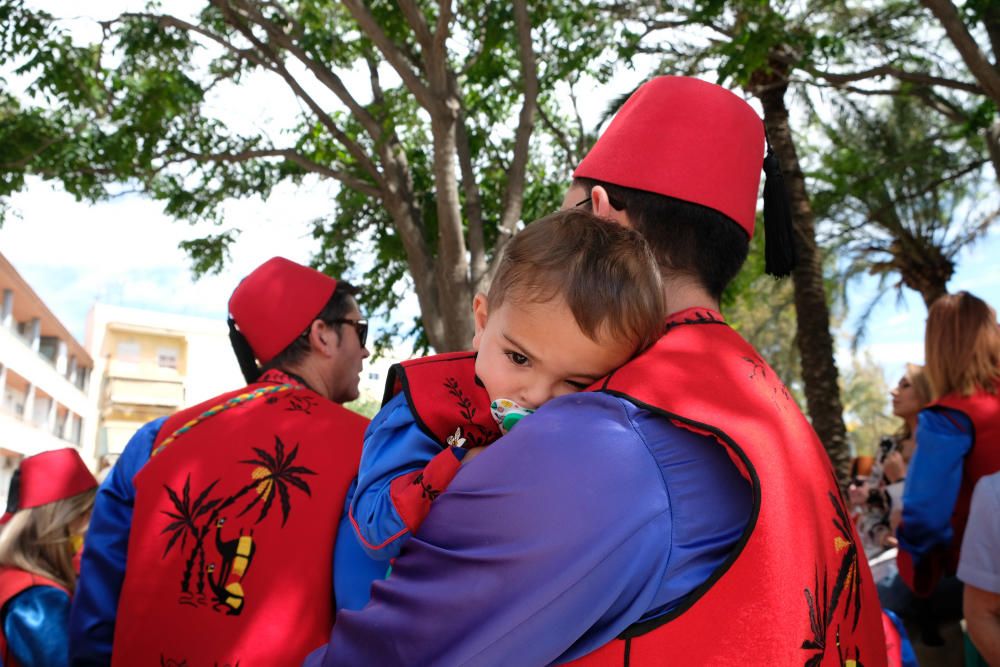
[161,435,317,612]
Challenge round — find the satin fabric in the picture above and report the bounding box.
[4,585,71,667]
[309,391,751,666]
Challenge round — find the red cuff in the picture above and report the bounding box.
[389,448,463,533]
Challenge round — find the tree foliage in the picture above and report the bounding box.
[0,0,628,352]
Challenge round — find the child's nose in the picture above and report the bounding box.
[519,385,553,411]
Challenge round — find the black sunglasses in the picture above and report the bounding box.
[573,193,627,211]
[329,318,368,347]
[301,318,369,347]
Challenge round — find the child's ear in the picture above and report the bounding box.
[471,292,489,350]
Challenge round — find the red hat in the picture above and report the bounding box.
[228,257,339,365]
[2,448,97,523]
[574,76,765,237]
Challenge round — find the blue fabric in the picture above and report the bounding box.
[305,391,751,666]
[348,392,460,561]
[883,609,918,667]
[898,408,973,559]
[334,478,392,611]
[3,585,71,667]
[67,416,165,667]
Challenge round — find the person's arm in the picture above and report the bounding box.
[349,393,468,561]
[306,394,678,667]
[958,474,1000,664]
[4,586,71,667]
[68,416,165,667]
[897,409,973,558]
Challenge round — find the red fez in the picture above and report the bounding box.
[2,448,97,522]
[228,257,339,365]
[574,76,764,237]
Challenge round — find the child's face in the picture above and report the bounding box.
[471,293,636,410]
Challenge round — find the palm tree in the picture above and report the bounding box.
[160,474,221,594]
[179,435,317,595]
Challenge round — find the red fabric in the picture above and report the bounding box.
[0,567,68,667]
[112,370,367,666]
[573,77,764,237]
[388,448,463,534]
[13,448,96,511]
[567,308,886,666]
[228,257,338,364]
[386,352,502,449]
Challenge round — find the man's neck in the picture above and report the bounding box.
[279,363,332,402]
[662,280,719,316]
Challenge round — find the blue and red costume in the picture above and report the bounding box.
[0,569,71,667]
[309,308,887,666]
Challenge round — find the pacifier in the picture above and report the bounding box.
[490,399,535,434]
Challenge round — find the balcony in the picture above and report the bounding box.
[103,376,185,410]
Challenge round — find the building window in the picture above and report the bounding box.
[368,372,380,381]
[157,347,179,369]
[116,341,141,363]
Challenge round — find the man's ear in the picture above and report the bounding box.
[471,293,489,351]
[591,186,631,228]
[308,320,337,356]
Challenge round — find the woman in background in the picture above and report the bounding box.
[0,448,97,667]
[897,291,1000,593]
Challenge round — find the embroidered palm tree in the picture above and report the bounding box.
[160,474,221,593]
[234,435,317,526]
[828,491,863,631]
[172,435,317,597]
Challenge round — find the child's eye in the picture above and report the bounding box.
[506,351,529,366]
[565,380,590,390]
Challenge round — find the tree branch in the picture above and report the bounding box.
[396,0,433,53]
[491,0,539,273]
[807,62,983,95]
[177,146,381,197]
[920,0,1000,106]
[341,0,435,110]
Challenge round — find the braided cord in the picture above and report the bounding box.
[151,383,300,457]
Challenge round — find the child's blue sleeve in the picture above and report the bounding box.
[348,393,457,560]
[898,408,973,558]
[4,586,71,667]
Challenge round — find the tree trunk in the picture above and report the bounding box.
[755,77,852,484]
[921,0,1000,107]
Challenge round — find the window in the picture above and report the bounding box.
[157,347,179,369]
[115,341,141,363]
[368,372,380,381]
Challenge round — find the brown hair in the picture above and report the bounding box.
[487,209,665,354]
[0,488,96,592]
[924,291,1000,400]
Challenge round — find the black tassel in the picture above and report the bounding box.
[5,468,20,515]
[762,146,796,278]
[228,317,261,384]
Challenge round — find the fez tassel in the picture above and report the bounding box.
[229,318,262,384]
[762,147,796,278]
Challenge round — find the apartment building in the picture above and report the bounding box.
[84,303,244,469]
[0,252,94,502]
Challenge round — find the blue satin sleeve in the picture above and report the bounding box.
[349,393,459,560]
[898,408,973,559]
[333,478,394,611]
[4,585,71,667]
[68,416,165,667]
[305,392,751,666]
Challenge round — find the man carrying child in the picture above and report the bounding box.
[309,76,886,665]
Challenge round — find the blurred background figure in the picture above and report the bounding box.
[0,448,98,667]
[957,470,1000,666]
[894,291,1000,655]
[851,363,932,559]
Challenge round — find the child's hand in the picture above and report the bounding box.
[461,446,488,466]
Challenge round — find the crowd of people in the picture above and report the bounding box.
[0,76,995,666]
[846,291,1000,664]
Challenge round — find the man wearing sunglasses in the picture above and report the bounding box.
[70,257,372,666]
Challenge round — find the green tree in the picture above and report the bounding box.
[840,352,895,458]
[0,0,622,352]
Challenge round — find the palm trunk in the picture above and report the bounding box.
[755,77,852,484]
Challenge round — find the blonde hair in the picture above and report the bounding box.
[897,363,932,440]
[0,489,96,592]
[925,291,1000,400]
